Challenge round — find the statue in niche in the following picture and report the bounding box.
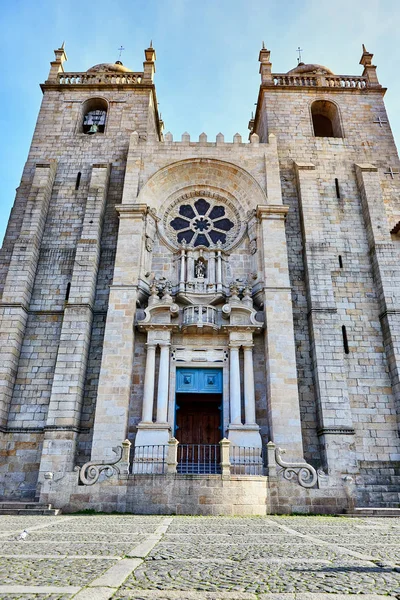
[249,239,257,255]
[195,258,207,279]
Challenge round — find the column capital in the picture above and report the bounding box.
[145,342,157,349]
[242,343,254,350]
[256,204,289,220]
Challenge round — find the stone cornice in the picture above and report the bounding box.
[256,205,289,220]
[0,302,29,314]
[294,162,316,171]
[317,427,355,436]
[116,204,148,219]
[355,163,378,173]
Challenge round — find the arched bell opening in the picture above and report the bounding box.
[311,100,343,138]
[81,97,108,134]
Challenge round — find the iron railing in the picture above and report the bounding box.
[177,444,221,474]
[131,444,167,474]
[230,446,264,476]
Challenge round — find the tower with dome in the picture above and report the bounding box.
[0,43,399,514]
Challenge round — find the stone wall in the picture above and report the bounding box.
[40,470,351,516]
[0,64,158,495]
[255,85,400,468]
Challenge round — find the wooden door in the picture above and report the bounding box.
[176,396,221,444]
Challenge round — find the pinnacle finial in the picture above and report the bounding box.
[61,41,65,49]
[262,41,265,49]
[362,43,367,53]
[150,40,153,48]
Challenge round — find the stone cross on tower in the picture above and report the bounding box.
[373,116,388,127]
[384,167,400,178]
[117,45,125,60]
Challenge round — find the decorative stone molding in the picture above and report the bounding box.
[161,192,243,250]
[172,347,227,363]
[317,427,355,436]
[274,445,318,488]
[115,204,148,219]
[78,440,131,485]
[256,204,289,221]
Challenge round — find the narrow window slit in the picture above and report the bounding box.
[75,172,81,190]
[65,282,71,302]
[342,325,349,354]
[338,255,343,269]
[335,178,340,199]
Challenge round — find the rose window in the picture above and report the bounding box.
[169,198,235,247]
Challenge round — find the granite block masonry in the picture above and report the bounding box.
[1,43,400,513]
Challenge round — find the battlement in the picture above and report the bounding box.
[157,132,262,146]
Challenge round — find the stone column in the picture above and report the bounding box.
[229,344,242,425]
[142,343,157,423]
[91,204,148,461]
[216,249,223,293]
[257,204,304,460]
[187,249,194,283]
[135,329,171,447]
[243,345,256,425]
[295,163,357,474]
[356,163,400,425]
[208,251,216,287]
[0,162,56,431]
[179,247,186,292]
[156,343,170,423]
[39,164,110,478]
[227,331,262,448]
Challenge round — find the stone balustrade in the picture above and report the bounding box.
[57,72,144,85]
[272,73,368,89]
[182,305,218,328]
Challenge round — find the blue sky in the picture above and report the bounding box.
[1,0,400,244]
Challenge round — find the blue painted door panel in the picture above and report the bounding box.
[176,368,222,394]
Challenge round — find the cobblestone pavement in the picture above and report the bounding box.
[0,515,399,599]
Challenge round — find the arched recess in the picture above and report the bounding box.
[136,158,268,250]
[311,99,343,138]
[137,158,267,215]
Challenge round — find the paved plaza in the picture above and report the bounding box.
[0,515,399,599]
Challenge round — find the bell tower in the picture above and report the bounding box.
[0,43,162,496]
[252,44,400,479]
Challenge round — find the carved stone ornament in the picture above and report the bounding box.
[275,447,318,488]
[78,443,130,485]
[249,239,257,255]
[145,235,153,252]
[160,191,244,251]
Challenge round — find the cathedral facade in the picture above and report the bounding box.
[0,43,399,514]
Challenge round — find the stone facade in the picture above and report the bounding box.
[0,43,400,514]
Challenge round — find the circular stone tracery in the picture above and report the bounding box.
[167,196,238,248]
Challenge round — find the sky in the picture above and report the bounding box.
[1,0,400,244]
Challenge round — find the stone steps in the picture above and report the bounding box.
[356,462,400,508]
[346,507,400,517]
[359,477,400,486]
[0,502,61,515]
